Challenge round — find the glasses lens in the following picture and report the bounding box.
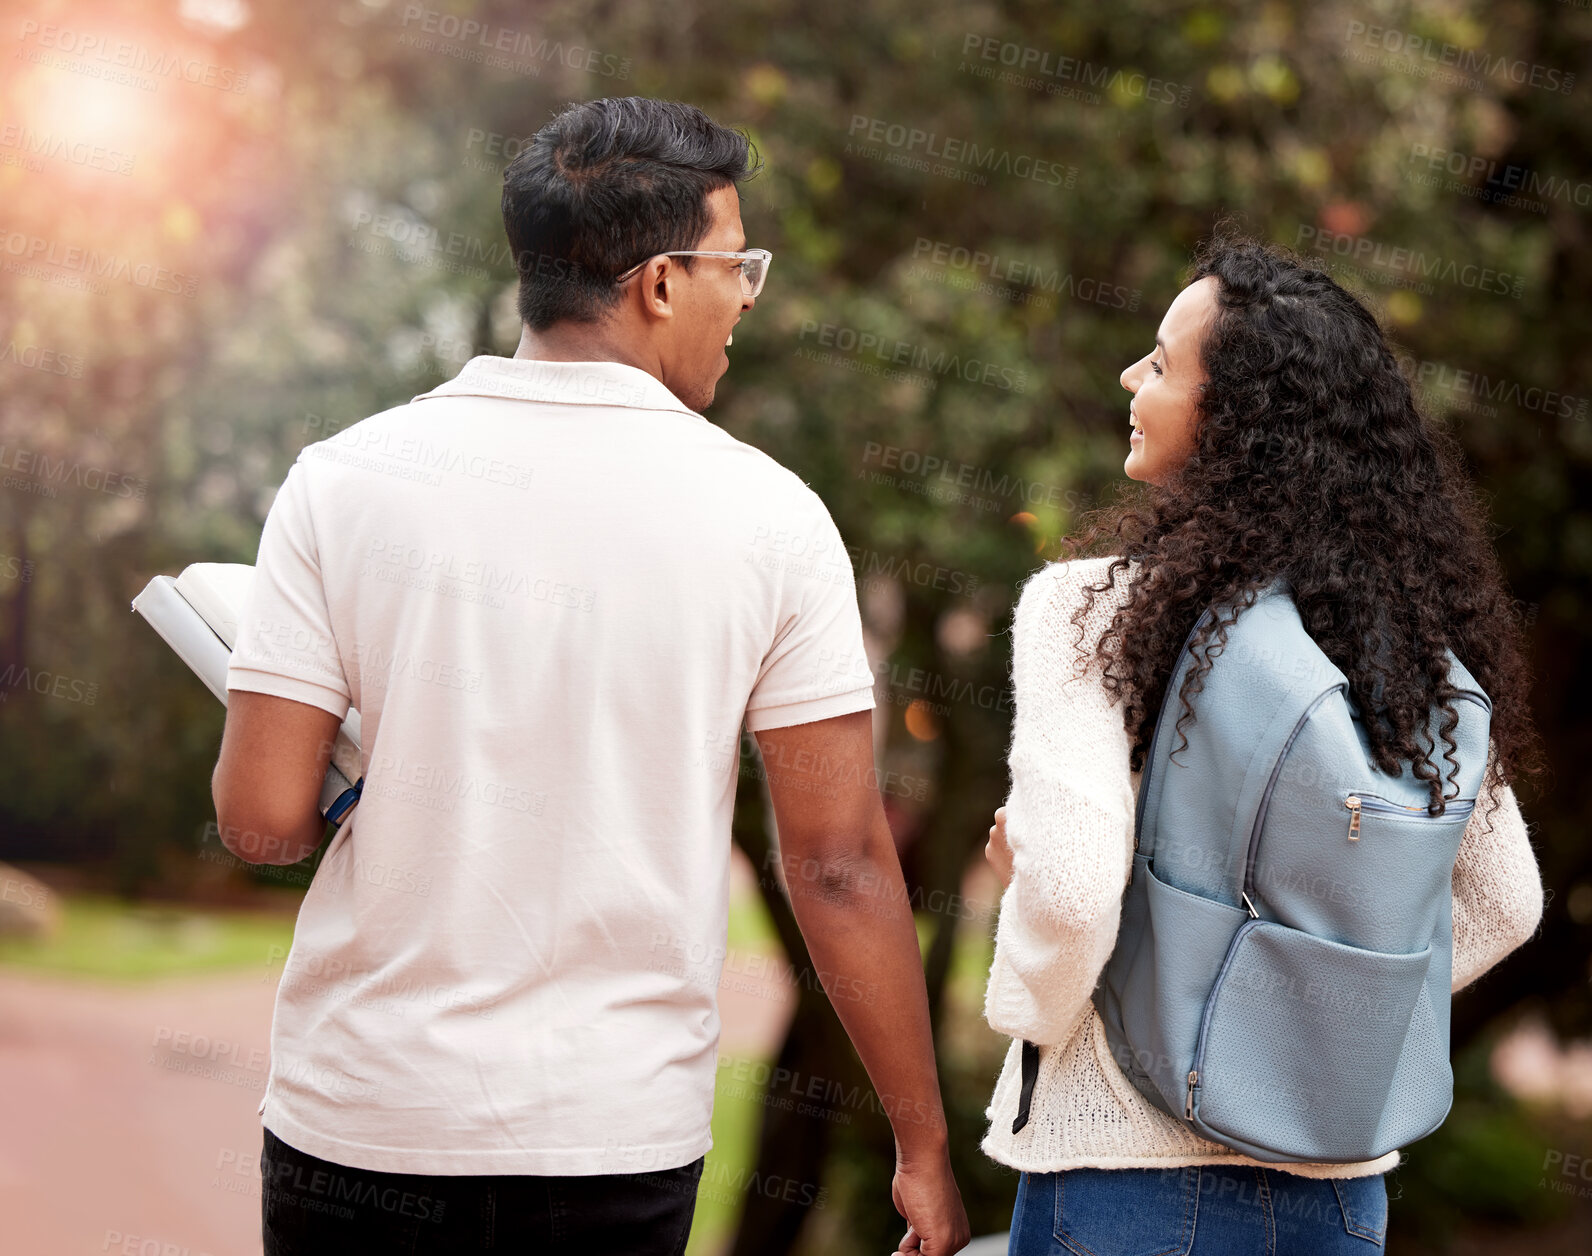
[741,253,768,297]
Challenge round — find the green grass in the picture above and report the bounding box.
[726,885,781,952]
[686,1052,774,1256]
[0,893,297,979]
[0,885,785,982]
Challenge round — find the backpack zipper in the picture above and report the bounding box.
[1344,792,1477,840]
[1338,688,1486,841]
[1240,685,1343,911]
[1186,914,1265,1123]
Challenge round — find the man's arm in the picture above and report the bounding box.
[752,708,968,1255]
[212,690,341,865]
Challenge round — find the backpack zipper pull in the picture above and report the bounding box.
[1185,1069,1199,1119]
[1345,796,1362,842]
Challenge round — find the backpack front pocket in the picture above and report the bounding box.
[1104,853,1253,1120]
[1188,919,1441,1163]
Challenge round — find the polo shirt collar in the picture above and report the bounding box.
[412,356,704,421]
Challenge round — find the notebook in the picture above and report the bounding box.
[132,563,364,824]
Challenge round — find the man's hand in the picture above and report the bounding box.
[891,1143,971,1254]
[985,805,1012,890]
[212,690,341,864]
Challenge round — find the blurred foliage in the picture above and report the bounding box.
[1,0,1589,1250]
[1386,1030,1586,1253]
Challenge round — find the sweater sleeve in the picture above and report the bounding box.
[984,559,1137,1045]
[1450,745,1544,992]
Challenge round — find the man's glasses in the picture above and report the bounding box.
[613,248,772,298]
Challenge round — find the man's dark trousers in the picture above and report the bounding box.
[261,1125,704,1254]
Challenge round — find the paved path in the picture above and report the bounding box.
[1,966,280,1255]
[0,933,794,1254]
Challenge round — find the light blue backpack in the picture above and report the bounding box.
[1051,573,1489,1164]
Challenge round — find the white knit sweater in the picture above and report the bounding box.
[981,556,1546,1179]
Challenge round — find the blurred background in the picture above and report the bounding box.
[1,0,1589,1251]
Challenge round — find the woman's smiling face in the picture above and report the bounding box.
[1120,275,1218,486]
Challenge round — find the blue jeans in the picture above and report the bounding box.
[1008,1164,1388,1255]
[260,1126,703,1255]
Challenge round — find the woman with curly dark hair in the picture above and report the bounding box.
[978,232,1545,1254]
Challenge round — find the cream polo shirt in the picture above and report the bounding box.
[227,356,876,1175]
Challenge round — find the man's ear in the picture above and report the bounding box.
[639,256,678,322]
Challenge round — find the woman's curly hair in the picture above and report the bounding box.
[1058,230,1544,828]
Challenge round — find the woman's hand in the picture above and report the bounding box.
[985,805,1012,889]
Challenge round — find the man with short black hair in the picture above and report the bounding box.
[214,96,969,1255]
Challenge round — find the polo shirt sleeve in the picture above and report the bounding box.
[226,459,352,720]
[744,492,876,732]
